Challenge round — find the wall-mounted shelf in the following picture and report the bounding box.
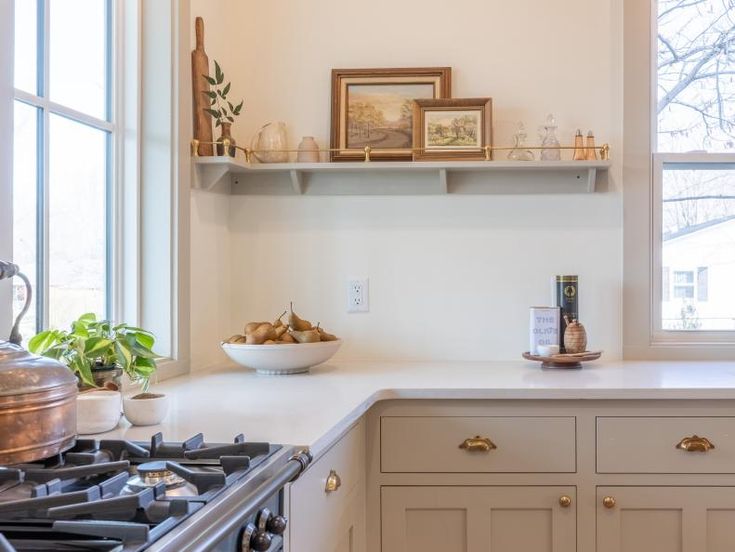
[192,156,611,195]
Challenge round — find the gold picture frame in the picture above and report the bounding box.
[413,98,493,161]
[330,67,452,161]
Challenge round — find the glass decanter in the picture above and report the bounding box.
[539,114,561,161]
[508,122,535,161]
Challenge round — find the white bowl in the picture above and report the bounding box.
[221,340,342,375]
[77,390,121,435]
[123,393,170,426]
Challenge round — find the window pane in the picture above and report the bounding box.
[657,1,735,152]
[14,0,38,94]
[49,0,108,118]
[661,167,735,330]
[48,114,107,329]
[12,101,39,340]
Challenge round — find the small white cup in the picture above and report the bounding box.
[123,393,169,426]
[537,344,560,356]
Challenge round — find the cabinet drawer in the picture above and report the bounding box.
[381,416,576,473]
[597,417,735,473]
[288,420,365,551]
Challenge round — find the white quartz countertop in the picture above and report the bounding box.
[97,360,735,457]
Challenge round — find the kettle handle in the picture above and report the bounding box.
[250,123,272,163]
[0,261,32,345]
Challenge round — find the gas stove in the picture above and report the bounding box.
[0,433,311,552]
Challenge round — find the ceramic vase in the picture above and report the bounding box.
[297,136,320,163]
[250,122,289,163]
[216,122,237,157]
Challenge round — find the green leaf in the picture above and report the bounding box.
[84,337,113,355]
[28,330,54,353]
[203,90,217,99]
[215,120,222,127]
[204,108,220,119]
[222,82,231,96]
[115,341,132,372]
[233,100,243,115]
[214,60,224,84]
[227,101,235,112]
[227,116,234,123]
[135,332,155,350]
[78,313,97,324]
[203,75,217,86]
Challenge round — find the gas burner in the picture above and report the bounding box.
[129,462,187,491]
[0,433,284,551]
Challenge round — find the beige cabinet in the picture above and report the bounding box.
[381,486,576,552]
[287,421,365,552]
[597,486,735,552]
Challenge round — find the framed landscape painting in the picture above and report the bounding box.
[412,98,493,161]
[330,67,452,161]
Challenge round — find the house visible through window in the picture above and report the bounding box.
[12,0,113,337]
[656,0,735,334]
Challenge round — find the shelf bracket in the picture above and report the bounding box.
[196,164,231,191]
[438,169,448,194]
[290,170,304,194]
[586,168,597,192]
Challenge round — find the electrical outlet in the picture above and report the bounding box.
[347,279,369,313]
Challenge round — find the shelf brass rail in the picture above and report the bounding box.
[191,139,611,163]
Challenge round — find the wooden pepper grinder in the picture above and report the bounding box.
[573,129,586,161]
[563,315,587,353]
[585,130,597,160]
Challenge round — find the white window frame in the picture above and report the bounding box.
[1,0,191,381]
[623,0,735,359]
[13,0,118,330]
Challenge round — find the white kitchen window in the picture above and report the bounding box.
[3,0,192,378]
[623,0,735,358]
[651,0,735,342]
[12,0,115,338]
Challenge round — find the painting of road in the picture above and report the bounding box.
[346,83,434,149]
[425,110,481,149]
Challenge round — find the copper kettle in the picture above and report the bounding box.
[0,260,77,464]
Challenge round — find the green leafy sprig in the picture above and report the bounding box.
[29,313,159,390]
[203,60,243,128]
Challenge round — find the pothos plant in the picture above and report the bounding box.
[29,313,158,390]
[203,60,243,129]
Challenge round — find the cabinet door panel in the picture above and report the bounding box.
[597,486,735,552]
[382,486,575,552]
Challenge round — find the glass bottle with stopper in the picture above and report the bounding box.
[539,114,561,160]
[508,122,535,161]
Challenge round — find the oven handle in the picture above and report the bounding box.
[154,449,312,552]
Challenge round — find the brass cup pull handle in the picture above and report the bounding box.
[559,495,572,508]
[676,435,715,452]
[324,469,341,493]
[602,496,616,509]
[458,436,497,452]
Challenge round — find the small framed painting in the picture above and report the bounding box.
[330,67,452,161]
[412,98,493,161]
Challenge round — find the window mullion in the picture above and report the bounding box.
[38,0,50,330]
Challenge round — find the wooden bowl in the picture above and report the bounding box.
[522,350,602,369]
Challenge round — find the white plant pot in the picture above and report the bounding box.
[76,390,122,435]
[123,393,170,426]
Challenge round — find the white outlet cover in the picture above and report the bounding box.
[347,279,369,313]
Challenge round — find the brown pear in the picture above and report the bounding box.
[279,333,296,344]
[273,310,287,328]
[246,323,277,344]
[289,329,321,344]
[317,327,338,342]
[244,321,268,334]
[263,339,277,345]
[274,325,288,339]
[289,302,313,331]
[225,334,246,344]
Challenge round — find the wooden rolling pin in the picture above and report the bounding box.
[191,17,214,156]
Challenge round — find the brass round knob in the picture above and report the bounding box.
[602,496,616,509]
[324,469,341,493]
[559,495,572,508]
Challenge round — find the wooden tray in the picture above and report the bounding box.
[522,350,602,369]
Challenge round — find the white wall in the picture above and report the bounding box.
[190,0,624,365]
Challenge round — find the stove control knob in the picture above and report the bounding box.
[267,514,288,535]
[250,530,272,552]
